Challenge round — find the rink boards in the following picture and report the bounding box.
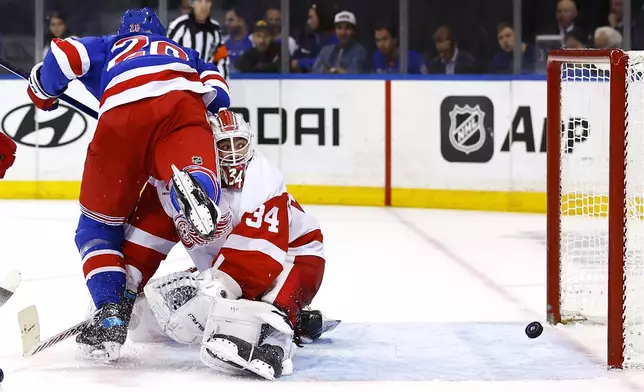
[0,75,610,213]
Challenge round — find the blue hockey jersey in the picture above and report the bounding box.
[40,32,230,117]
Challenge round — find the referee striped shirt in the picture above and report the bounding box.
[168,12,230,79]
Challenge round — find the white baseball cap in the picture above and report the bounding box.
[334,11,356,26]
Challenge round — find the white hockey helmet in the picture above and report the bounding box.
[209,110,255,189]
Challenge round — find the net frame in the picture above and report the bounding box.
[546,48,628,369]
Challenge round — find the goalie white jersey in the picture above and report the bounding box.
[122,149,325,325]
[154,150,286,272]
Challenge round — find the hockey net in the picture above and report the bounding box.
[547,49,644,368]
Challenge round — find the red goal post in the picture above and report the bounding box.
[546,49,631,368]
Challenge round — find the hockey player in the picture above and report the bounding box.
[0,133,16,179]
[119,110,329,379]
[26,8,230,361]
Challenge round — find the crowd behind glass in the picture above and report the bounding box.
[0,0,638,75]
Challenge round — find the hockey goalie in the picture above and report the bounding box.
[111,110,333,380]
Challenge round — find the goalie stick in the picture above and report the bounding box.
[18,306,93,357]
[0,270,21,307]
[0,56,98,119]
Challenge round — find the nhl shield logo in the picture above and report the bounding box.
[448,104,486,154]
[440,96,494,163]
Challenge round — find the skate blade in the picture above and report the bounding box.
[76,342,121,362]
[200,345,246,373]
[171,165,216,237]
[321,318,341,334]
[301,318,341,343]
[203,340,275,381]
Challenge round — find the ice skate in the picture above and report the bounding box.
[76,291,135,361]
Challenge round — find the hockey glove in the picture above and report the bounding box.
[27,63,59,111]
[0,133,16,179]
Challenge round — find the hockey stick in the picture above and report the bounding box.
[0,270,21,307]
[0,57,98,119]
[18,305,92,357]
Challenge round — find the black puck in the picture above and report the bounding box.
[525,321,543,339]
[0,367,4,383]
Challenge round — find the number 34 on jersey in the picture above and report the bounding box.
[238,193,292,249]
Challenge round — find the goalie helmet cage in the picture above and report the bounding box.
[545,48,644,369]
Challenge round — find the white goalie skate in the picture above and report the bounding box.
[170,164,221,239]
[200,298,297,381]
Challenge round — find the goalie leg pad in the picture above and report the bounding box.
[144,269,241,344]
[144,270,208,344]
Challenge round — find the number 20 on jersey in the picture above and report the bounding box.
[107,35,188,71]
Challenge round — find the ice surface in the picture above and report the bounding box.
[1,201,644,391]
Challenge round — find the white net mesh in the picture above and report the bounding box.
[624,53,644,365]
[558,52,644,366]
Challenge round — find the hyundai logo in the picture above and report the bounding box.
[1,103,88,148]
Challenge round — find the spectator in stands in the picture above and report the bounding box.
[594,26,623,48]
[292,3,338,73]
[313,11,369,74]
[608,0,625,34]
[236,20,282,73]
[489,23,535,74]
[265,6,298,55]
[564,28,589,48]
[427,26,478,74]
[372,24,426,74]
[553,0,587,41]
[43,12,74,60]
[223,8,252,73]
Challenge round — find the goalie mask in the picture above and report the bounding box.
[209,110,254,189]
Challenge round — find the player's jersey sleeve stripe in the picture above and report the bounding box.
[51,38,90,78]
[200,70,229,93]
[288,239,324,258]
[124,225,176,255]
[222,234,287,264]
[289,228,323,249]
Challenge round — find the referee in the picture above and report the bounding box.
[168,0,230,79]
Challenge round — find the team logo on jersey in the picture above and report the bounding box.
[192,156,203,165]
[1,103,88,148]
[440,96,494,163]
[174,211,232,249]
